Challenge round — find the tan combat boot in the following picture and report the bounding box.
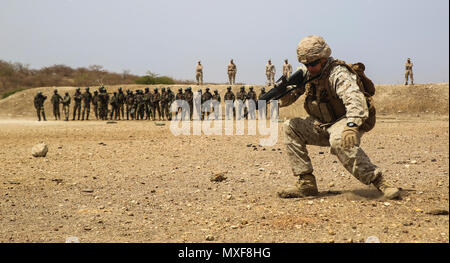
[278,174,319,198]
[372,175,400,200]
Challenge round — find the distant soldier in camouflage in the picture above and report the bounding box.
[72,88,82,120]
[212,89,221,120]
[246,86,257,120]
[201,87,213,119]
[151,88,162,121]
[144,87,152,120]
[405,58,414,85]
[196,61,203,85]
[224,86,235,120]
[236,86,247,120]
[117,87,126,119]
[227,59,237,85]
[62,92,71,121]
[98,87,109,120]
[34,91,47,121]
[282,59,293,78]
[166,87,175,121]
[125,90,135,120]
[277,35,400,200]
[258,87,267,119]
[160,87,169,120]
[175,88,185,120]
[81,87,92,120]
[135,90,145,120]
[109,92,120,120]
[92,90,99,120]
[184,87,194,120]
[265,60,276,86]
[50,89,63,120]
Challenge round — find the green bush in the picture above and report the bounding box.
[135,75,176,85]
[2,88,26,99]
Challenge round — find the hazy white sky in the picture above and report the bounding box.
[1,0,448,85]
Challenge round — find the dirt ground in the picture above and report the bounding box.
[0,113,448,243]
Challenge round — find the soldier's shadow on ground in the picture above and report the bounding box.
[305,187,413,201]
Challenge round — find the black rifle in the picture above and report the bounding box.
[243,69,315,118]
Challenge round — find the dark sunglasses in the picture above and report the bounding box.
[305,59,321,67]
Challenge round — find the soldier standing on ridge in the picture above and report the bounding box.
[160,87,169,121]
[227,59,237,85]
[196,61,203,85]
[51,89,63,120]
[98,86,109,120]
[276,35,400,200]
[266,59,276,86]
[72,88,82,121]
[81,87,92,121]
[405,58,414,85]
[62,92,71,121]
[283,59,293,78]
[34,91,47,121]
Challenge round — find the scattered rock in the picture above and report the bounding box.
[426,209,449,216]
[205,235,214,241]
[210,173,227,182]
[81,189,94,193]
[106,121,117,124]
[31,143,48,157]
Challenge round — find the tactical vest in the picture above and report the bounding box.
[303,59,376,132]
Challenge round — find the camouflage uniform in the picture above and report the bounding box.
[81,87,92,120]
[224,86,235,120]
[92,90,99,120]
[196,62,203,85]
[50,89,63,120]
[201,88,213,119]
[34,91,47,121]
[278,35,399,200]
[62,92,71,121]
[135,90,145,120]
[282,59,293,78]
[175,88,185,120]
[117,88,126,119]
[143,87,152,120]
[184,87,194,120]
[151,88,162,121]
[258,88,267,119]
[227,60,237,85]
[212,90,221,120]
[166,88,175,120]
[125,90,135,120]
[98,87,109,120]
[72,88,82,120]
[109,92,120,120]
[405,58,414,85]
[236,86,247,120]
[246,86,257,120]
[160,88,169,120]
[265,60,276,86]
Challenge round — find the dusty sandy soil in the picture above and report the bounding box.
[0,113,448,243]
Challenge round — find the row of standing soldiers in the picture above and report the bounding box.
[35,85,269,121]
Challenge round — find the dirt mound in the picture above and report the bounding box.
[0,83,448,119]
